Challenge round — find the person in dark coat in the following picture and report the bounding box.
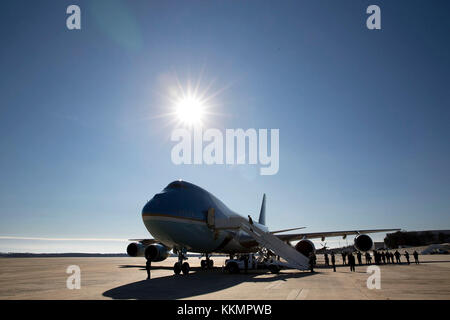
[331,252,336,272]
[244,255,249,273]
[394,250,401,264]
[413,251,419,264]
[373,250,378,265]
[248,215,254,231]
[348,252,356,272]
[146,260,151,280]
[356,251,362,265]
[404,251,410,265]
[365,252,371,265]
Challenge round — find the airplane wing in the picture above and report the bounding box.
[128,239,158,245]
[276,228,401,242]
[270,227,306,234]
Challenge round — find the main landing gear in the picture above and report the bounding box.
[173,248,190,275]
[200,254,214,270]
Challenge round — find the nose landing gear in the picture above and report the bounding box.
[181,262,190,275]
[173,248,190,275]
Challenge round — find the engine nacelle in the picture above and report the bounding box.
[354,234,373,251]
[144,243,170,262]
[295,239,316,257]
[127,242,146,257]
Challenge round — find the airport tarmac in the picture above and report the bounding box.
[0,255,449,300]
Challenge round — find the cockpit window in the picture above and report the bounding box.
[165,181,186,190]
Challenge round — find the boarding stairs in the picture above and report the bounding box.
[240,220,310,270]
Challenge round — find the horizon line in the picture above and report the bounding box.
[0,236,131,242]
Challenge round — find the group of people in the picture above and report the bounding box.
[146,248,421,278]
[309,249,420,273]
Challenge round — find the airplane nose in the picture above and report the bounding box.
[143,195,157,211]
[142,193,167,215]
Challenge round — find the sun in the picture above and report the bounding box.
[175,95,205,126]
[151,71,228,129]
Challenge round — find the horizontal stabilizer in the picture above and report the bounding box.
[128,239,157,246]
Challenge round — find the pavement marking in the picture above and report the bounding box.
[264,280,283,290]
[297,288,309,300]
[286,289,301,300]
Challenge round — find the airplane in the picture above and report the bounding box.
[127,180,400,275]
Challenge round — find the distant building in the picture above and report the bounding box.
[385,230,450,248]
[374,242,385,250]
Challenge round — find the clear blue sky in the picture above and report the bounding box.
[1,0,449,252]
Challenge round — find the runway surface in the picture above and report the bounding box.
[1,255,449,299]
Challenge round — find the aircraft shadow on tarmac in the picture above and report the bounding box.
[411,260,450,264]
[106,259,449,299]
[118,265,174,270]
[103,266,315,300]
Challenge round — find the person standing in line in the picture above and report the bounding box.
[331,252,336,272]
[348,252,356,272]
[244,255,249,273]
[357,251,362,265]
[404,251,410,265]
[365,252,371,265]
[394,250,401,264]
[373,250,378,265]
[413,251,419,264]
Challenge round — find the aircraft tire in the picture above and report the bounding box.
[268,265,280,274]
[227,262,239,274]
[174,262,181,275]
[181,262,190,275]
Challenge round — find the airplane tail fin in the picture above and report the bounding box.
[258,194,266,225]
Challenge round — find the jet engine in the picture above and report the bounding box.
[295,239,316,257]
[354,234,373,251]
[126,242,147,257]
[144,243,170,262]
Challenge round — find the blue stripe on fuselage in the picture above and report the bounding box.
[142,214,226,252]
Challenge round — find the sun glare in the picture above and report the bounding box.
[153,72,226,129]
[175,95,205,126]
